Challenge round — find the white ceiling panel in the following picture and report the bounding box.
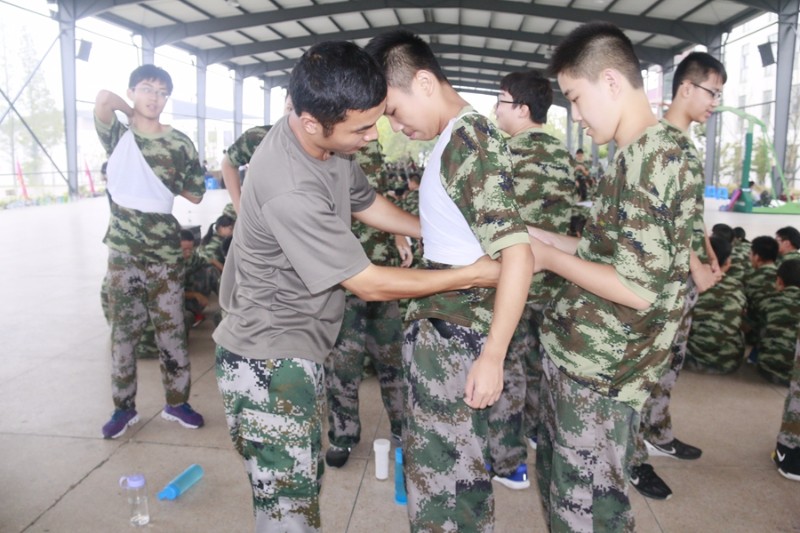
[89,0,772,90]
[297,16,340,35]
[266,21,311,38]
[329,12,370,31]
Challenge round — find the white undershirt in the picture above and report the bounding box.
[419,113,484,266]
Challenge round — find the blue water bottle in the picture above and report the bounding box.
[158,464,204,500]
[395,448,407,506]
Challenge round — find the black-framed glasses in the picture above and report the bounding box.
[690,82,722,101]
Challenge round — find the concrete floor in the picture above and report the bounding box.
[1,191,799,532]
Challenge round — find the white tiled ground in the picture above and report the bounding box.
[1,191,799,532]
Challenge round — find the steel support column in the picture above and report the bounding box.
[773,0,799,197]
[705,34,724,187]
[56,2,79,198]
[196,53,207,163]
[233,67,243,140]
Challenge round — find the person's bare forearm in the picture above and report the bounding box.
[483,244,534,358]
[540,245,650,310]
[528,226,579,255]
[353,194,421,238]
[341,256,499,302]
[221,157,242,212]
[95,90,132,125]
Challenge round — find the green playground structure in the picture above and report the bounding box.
[715,105,800,214]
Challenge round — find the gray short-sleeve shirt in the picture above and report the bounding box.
[213,116,374,364]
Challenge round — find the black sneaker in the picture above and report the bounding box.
[325,446,351,468]
[773,443,800,481]
[630,463,672,500]
[646,438,702,460]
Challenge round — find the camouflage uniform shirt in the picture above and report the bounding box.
[407,108,529,335]
[686,273,746,373]
[225,125,271,167]
[778,250,800,267]
[661,120,708,260]
[508,128,575,307]
[199,233,227,265]
[727,241,753,283]
[95,114,205,264]
[744,263,778,334]
[351,140,398,267]
[540,122,695,410]
[759,286,800,381]
[183,250,208,291]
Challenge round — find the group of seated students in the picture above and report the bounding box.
[685,224,800,387]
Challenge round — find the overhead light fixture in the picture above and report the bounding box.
[224,0,240,7]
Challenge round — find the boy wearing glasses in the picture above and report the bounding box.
[94,64,207,439]
[488,70,577,489]
[628,52,727,501]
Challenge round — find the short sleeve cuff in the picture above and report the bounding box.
[484,231,531,260]
[615,270,658,304]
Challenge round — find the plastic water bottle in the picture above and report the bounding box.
[119,474,150,526]
[394,448,407,506]
[158,464,204,500]
[373,438,391,480]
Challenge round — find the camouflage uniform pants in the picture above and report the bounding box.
[102,272,159,359]
[215,346,325,532]
[106,250,190,410]
[778,337,800,448]
[403,318,494,533]
[630,279,698,466]
[487,305,537,475]
[537,352,637,533]
[324,295,404,449]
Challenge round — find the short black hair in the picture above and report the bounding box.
[777,259,800,288]
[671,52,727,99]
[712,223,734,243]
[179,229,196,243]
[365,30,448,90]
[776,226,800,250]
[408,172,421,184]
[129,64,173,94]
[499,70,552,124]
[289,41,387,136]
[751,236,779,262]
[575,148,584,155]
[710,234,733,266]
[733,226,747,242]
[548,21,642,89]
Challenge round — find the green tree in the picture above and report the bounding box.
[752,136,772,187]
[719,141,743,187]
[377,116,436,165]
[0,24,64,187]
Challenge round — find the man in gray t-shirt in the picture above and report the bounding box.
[213,41,500,533]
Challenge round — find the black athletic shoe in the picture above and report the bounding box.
[773,443,800,481]
[646,438,702,460]
[630,463,672,500]
[325,446,351,468]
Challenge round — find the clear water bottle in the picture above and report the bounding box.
[119,473,150,526]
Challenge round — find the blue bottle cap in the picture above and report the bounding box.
[157,485,179,500]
